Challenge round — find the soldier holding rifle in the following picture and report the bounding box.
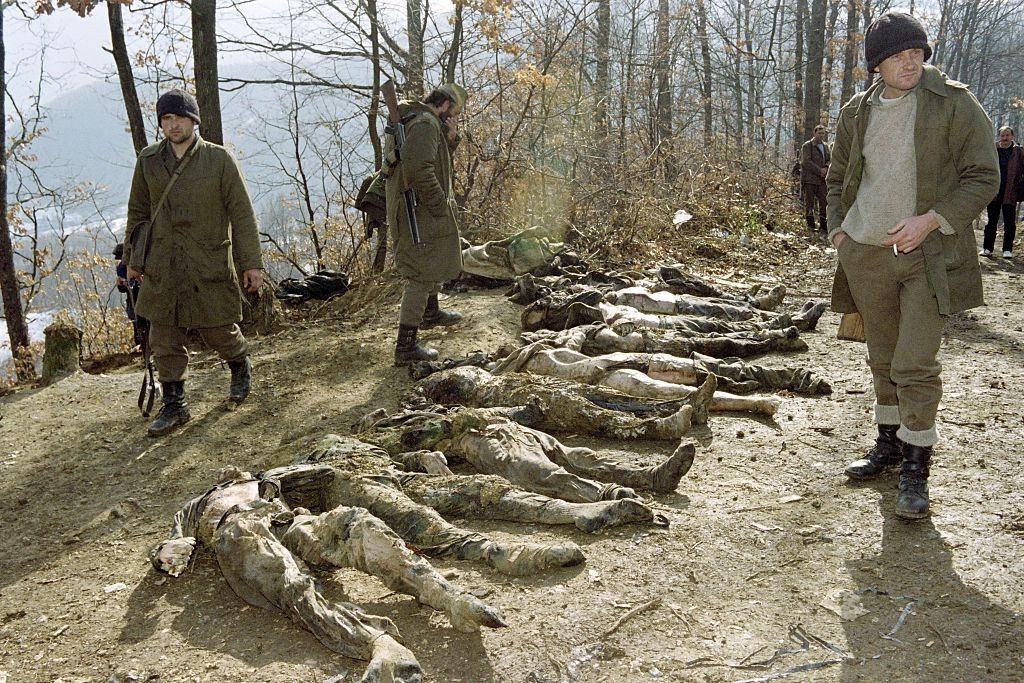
[383,82,468,366]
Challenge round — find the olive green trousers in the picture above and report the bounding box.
[150,322,248,382]
[399,279,441,326]
[837,238,946,447]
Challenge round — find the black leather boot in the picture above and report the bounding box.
[844,424,903,479]
[394,324,438,366]
[420,295,463,329]
[147,381,191,437]
[895,444,931,520]
[227,357,252,403]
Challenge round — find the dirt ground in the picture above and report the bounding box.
[1,227,1022,683]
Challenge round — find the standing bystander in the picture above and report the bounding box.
[123,89,264,437]
[801,125,831,232]
[980,125,1024,258]
[826,13,998,519]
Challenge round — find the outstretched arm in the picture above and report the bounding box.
[149,495,204,576]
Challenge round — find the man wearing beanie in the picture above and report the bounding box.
[385,83,469,366]
[827,12,998,519]
[123,88,265,436]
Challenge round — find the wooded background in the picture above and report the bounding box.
[2,0,1022,380]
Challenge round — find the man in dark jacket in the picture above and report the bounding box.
[827,13,998,519]
[124,89,264,436]
[981,125,1024,258]
[800,125,831,232]
[385,84,468,366]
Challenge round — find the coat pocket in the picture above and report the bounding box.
[195,239,234,283]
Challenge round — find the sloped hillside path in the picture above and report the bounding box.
[1,232,1022,682]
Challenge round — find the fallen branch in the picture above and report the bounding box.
[880,601,915,643]
[601,597,662,639]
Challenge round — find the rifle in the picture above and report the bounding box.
[125,284,158,416]
[381,80,423,246]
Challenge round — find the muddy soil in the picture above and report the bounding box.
[1,228,1022,683]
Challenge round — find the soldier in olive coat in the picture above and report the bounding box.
[385,84,468,366]
[827,14,998,519]
[124,89,264,436]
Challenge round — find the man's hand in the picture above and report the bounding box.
[444,115,459,144]
[242,269,264,293]
[820,167,828,177]
[156,537,196,577]
[127,267,144,282]
[832,231,847,249]
[885,212,940,253]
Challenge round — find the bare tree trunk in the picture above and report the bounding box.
[794,0,805,153]
[654,0,674,177]
[406,0,425,96]
[696,0,713,147]
[191,0,223,145]
[803,0,827,139]
[595,0,610,143]
[0,8,32,381]
[444,0,464,84]
[107,1,148,154]
[821,0,840,122]
[861,0,874,91]
[840,0,857,106]
[367,0,383,170]
[618,0,639,165]
[732,0,745,143]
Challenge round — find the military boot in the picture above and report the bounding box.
[394,324,438,367]
[895,444,932,520]
[844,424,903,480]
[420,294,463,329]
[227,356,252,403]
[147,381,191,437]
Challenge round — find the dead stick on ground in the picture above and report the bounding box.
[880,601,915,642]
[601,597,662,639]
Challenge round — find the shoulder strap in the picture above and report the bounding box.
[140,138,201,269]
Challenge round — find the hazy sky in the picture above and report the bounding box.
[6,0,452,106]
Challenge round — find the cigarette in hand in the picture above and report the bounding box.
[893,244,899,256]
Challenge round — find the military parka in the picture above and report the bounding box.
[385,102,463,283]
[124,136,263,328]
[826,65,999,316]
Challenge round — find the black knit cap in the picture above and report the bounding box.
[156,89,201,125]
[865,12,932,72]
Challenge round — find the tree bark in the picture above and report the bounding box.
[191,0,224,145]
[821,0,840,122]
[0,7,32,382]
[695,0,713,147]
[107,1,148,154]
[367,0,383,171]
[793,0,805,153]
[406,0,425,96]
[594,0,610,143]
[654,0,674,177]
[444,0,464,84]
[803,0,827,140]
[839,0,857,107]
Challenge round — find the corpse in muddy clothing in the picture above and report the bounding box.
[150,467,505,683]
[414,344,829,396]
[522,322,808,359]
[288,433,662,544]
[492,342,825,405]
[358,406,697,500]
[418,366,716,443]
[521,286,827,335]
